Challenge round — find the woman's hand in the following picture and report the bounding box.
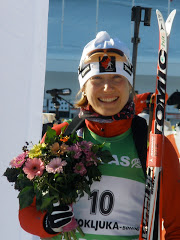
[43,202,74,234]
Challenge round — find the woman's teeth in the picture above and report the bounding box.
[99,97,118,103]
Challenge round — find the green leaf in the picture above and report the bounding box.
[34,190,42,210]
[3,167,20,183]
[91,145,100,153]
[18,186,35,209]
[99,150,114,163]
[15,174,33,191]
[83,183,91,196]
[40,195,56,212]
[44,126,57,143]
[56,176,63,184]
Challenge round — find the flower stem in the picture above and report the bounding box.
[64,232,69,240]
[68,232,71,239]
[70,230,77,240]
[77,226,85,237]
[46,182,59,193]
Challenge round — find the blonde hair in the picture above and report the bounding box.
[129,84,136,101]
[74,88,88,108]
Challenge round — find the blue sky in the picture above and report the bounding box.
[46,0,180,62]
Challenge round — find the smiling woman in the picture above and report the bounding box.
[18,31,180,240]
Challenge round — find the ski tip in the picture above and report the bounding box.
[156,9,162,17]
[166,9,176,36]
[168,9,176,19]
[172,9,177,17]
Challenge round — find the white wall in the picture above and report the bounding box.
[0,1,49,240]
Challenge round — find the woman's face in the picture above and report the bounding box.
[84,74,131,116]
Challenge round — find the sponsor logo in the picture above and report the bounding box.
[76,218,140,232]
[109,155,142,168]
[131,158,142,168]
[142,174,152,238]
[99,56,116,72]
[81,64,91,78]
[123,62,133,76]
[155,47,167,134]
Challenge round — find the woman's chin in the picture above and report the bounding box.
[96,109,121,116]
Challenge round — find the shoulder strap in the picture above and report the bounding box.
[64,115,85,136]
[131,115,147,177]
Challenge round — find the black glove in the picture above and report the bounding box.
[43,201,74,234]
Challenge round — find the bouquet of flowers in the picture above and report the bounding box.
[4,127,113,240]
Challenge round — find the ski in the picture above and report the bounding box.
[166,9,176,39]
[147,9,176,139]
[165,9,176,72]
[141,9,176,240]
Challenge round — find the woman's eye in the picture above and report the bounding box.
[91,76,102,80]
[113,75,122,79]
[112,75,123,82]
[90,76,102,84]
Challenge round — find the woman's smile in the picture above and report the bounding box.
[98,96,119,103]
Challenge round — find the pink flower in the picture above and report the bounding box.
[78,141,94,155]
[80,141,93,150]
[23,158,45,180]
[85,152,98,166]
[74,162,87,176]
[46,158,67,174]
[10,152,27,168]
[68,145,82,159]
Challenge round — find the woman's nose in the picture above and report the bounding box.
[103,82,114,91]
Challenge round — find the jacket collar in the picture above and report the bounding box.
[85,118,132,137]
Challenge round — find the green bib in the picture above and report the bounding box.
[53,127,145,240]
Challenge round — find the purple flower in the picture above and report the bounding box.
[46,158,67,174]
[68,144,82,159]
[85,152,98,166]
[74,162,87,176]
[79,141,93,151]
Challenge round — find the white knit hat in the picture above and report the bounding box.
[78,31,133,88]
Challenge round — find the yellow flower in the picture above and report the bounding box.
[29,143,46,159]
[41,143,46,148]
